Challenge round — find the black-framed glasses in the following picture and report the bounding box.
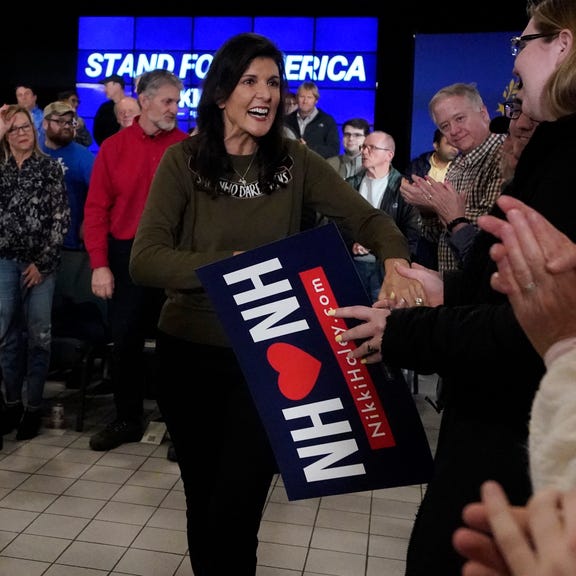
[48,117,78,128]
[7,123,33,135]
[343,132,365,139]
[503,100,522,120]
[360,144,390,153]
[510,32,558,56]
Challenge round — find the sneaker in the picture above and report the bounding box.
[16,409,42,441]
[89,420,143,451]
[167,443,177,462]
[1,403,24,435]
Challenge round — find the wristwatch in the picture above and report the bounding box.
[446,216,471,233]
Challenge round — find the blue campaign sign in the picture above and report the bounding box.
[196,223,433,501]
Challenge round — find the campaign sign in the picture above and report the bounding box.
[196,222,433,500]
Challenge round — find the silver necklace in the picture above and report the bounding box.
[232,151,257,185]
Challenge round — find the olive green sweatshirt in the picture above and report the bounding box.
[130,138,409,346]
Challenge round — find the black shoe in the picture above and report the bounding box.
[16,409,42,441]
[89,420,143,451]
[167,443,177,462]
[1,403,24,435]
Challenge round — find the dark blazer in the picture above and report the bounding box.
[92,100,120,146]
[407,150,434,178]
[346,166,420,258]
[284,107,340,159]
[381,113,576,575]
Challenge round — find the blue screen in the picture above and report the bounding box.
[77,16,378,153]
[410,31,522,162]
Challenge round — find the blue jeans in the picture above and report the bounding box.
[0,259,55,409]
[353,255,383,303]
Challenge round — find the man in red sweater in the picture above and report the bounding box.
[84,69,188,451]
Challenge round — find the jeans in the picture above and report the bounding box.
[353,254,383,303]
[0,259,56,409]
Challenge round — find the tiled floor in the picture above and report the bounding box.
[0,372,441,576]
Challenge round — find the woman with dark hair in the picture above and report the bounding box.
[129,32,423,575]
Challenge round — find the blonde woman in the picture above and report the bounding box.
[0,104,69,440]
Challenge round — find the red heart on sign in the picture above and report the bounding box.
[267,342,321,401]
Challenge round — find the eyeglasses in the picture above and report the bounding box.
[7,123,33,135]
[510,32,558,56]
[360,144,390,153]
[503,99,522,120]
[343,132,365,139]
[48,117,78,128]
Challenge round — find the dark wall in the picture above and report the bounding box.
[1,2,528,169]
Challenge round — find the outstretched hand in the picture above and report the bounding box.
[329,305,390,364]
[393,262,443,307]
[378,258,426,307]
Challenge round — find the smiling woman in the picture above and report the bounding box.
[128,30,423,576]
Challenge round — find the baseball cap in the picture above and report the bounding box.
[43,101,76,119]
[489,115,510,135]
[100,74,126,89]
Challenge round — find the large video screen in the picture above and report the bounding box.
[410,31,521,162]
[77,16,379,152]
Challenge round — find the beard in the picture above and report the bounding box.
[156,118,177,132]
[48,131,75,146]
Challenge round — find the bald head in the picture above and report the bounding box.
[114,96,140,128]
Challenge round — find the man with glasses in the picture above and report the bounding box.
[344,130,420,302]
[57,89,93,148]
[327,118,371,179]
[41,102,95,258]
[497,98,539,185]
[40,102,103,386]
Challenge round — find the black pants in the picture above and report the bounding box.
[107,237,164,423]
[405,420,533,575]
[156,332,278,576]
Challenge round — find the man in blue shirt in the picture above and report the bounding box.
[40,101,106,362]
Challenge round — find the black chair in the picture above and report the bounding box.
[50,298,111,431]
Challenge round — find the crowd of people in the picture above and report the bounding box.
[2,2,576,574]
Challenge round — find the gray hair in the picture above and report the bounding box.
[428,82,485,121]
[136,69,183,97]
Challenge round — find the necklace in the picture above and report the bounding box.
[232,150,257,185]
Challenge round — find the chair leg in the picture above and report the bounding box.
[75,346,96,432]
[412,371,419,395]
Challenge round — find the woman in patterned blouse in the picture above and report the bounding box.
[0,104,70,441]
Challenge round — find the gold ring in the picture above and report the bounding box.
[415,297,424,306]
[524,282,537,292]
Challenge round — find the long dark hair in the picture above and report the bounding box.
[192,32,289,193]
